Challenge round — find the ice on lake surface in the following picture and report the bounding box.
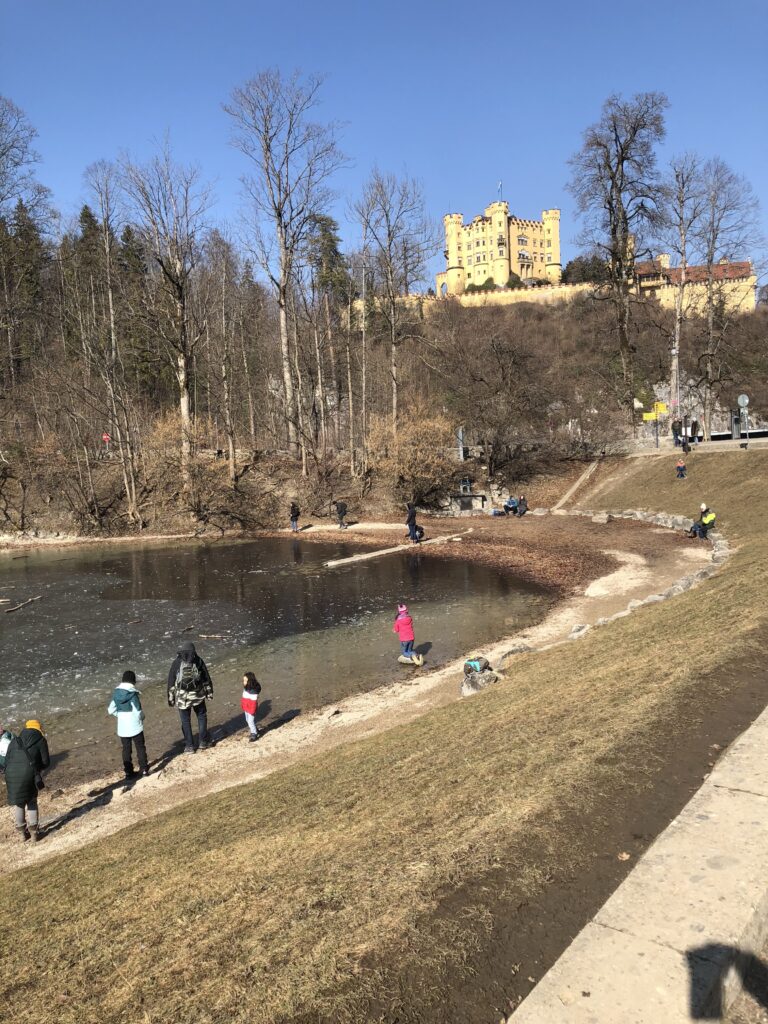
[0,536,551,732]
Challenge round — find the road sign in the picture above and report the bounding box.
[653,401,668,415]
[737,393,750,408]
[102,432,111,444]
[642,412,657,422]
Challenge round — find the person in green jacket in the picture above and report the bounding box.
[3,720,50,842]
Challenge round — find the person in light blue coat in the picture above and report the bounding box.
[108,671,149,779]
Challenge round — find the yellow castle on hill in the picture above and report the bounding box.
[436,200,562,296]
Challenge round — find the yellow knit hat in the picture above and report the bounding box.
[25,719,44,734]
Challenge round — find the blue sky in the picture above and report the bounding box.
[2,0,766,279]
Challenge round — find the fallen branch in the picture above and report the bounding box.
[199,634,228,639]
[5,595,42,613]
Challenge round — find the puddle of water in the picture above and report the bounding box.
[0,536,552,781]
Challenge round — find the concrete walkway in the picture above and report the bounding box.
[508,707,768,1022]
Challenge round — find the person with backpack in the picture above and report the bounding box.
[289,501,300,532]
[406,502,419,543]
[334,499,348,529]
[167,641,214,753]
[108,670,149,779]
[240,672,263,742]
[3,720,50,843]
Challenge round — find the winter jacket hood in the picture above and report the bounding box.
[111,683,140,713]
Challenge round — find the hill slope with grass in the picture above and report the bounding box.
[2,450,767,1024]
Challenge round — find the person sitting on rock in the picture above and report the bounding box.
[688,503,716,539]
[516,495,528,517]
[502,496,518,516]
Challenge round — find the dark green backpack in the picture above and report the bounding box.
[176,661,202,693]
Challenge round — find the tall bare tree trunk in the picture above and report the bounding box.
[345,289,356,476]
[278,295,298,451]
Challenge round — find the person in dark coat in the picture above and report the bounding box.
[516,495,529,517]
[406,502,419,543]
[167,641,214,754]
[334,500,348,529]
[289,501,300,532]
[4,720,50,842]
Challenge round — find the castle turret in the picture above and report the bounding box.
[443,213,466,295]
[486,200,511,287]
[542,209,562,283]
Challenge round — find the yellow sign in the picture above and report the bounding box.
[654,402,668,415]
[643,412,658,422]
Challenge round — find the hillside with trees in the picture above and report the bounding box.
[0,85,763,536]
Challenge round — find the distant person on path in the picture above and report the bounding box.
[108,670,149,779]
[289,501,300,532]
[503,495,519,516]
[687,503,716,539]
[334,500,348,529]
[406,502,419,543]
[4,720,50,843]
[676,457,687,479]
[691,419,701,445]
[167,641,214,753]
[240,672,262,742]
[516,495,528,517]
[671,418,682,446]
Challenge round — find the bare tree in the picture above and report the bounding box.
[692,157,761,437]
[0,95,50,217]
[120,141,212,494]
[224,69,344,454]
[353,170,436,432]
[658,153,706,419]
[568,92,669,426]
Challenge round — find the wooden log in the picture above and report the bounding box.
[4,595,42,613]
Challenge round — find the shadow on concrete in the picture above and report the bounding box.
[687,943,768,1017]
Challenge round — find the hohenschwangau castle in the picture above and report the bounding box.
[436,200,562,295]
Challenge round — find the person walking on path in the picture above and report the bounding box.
[406,502,419,543]
[289,501,300,532]
[676,457,687,479]
[671,418,682,446]
[334,499,349,529]
[167,641,214,753]
[393,598,423,663]
[240,672,263,742]
[108,670,149,779]
[4,720,50,843]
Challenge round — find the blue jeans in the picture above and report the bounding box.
[290,519,298,532]
[400,640,414,656]
[676,468,686,478]
[407,523,418,541]
[179,702,209,748]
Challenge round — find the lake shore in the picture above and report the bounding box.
[0,512,707,874]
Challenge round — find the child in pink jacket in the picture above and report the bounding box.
[393,603,416,659]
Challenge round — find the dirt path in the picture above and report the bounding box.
[0,518,709,875]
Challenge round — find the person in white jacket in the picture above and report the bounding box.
[107,671,149,779]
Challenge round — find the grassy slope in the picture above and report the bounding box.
[2,450,766,1024]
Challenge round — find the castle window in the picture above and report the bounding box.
[546,240,551,247]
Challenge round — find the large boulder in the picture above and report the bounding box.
[461,669,499,697]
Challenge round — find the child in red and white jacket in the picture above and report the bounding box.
[240,672,262,742]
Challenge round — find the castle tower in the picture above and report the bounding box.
[486,200,511,287]
[542,209,562,284]
[443,214,466,295]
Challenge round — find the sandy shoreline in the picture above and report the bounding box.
[0,513,710,874]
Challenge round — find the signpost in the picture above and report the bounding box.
[102,432,111,454]
[642,402,669,449]
[737,394,750,447]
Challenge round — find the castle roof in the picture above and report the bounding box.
[635,259,753,284]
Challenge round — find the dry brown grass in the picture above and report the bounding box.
[1,448,765,1023]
